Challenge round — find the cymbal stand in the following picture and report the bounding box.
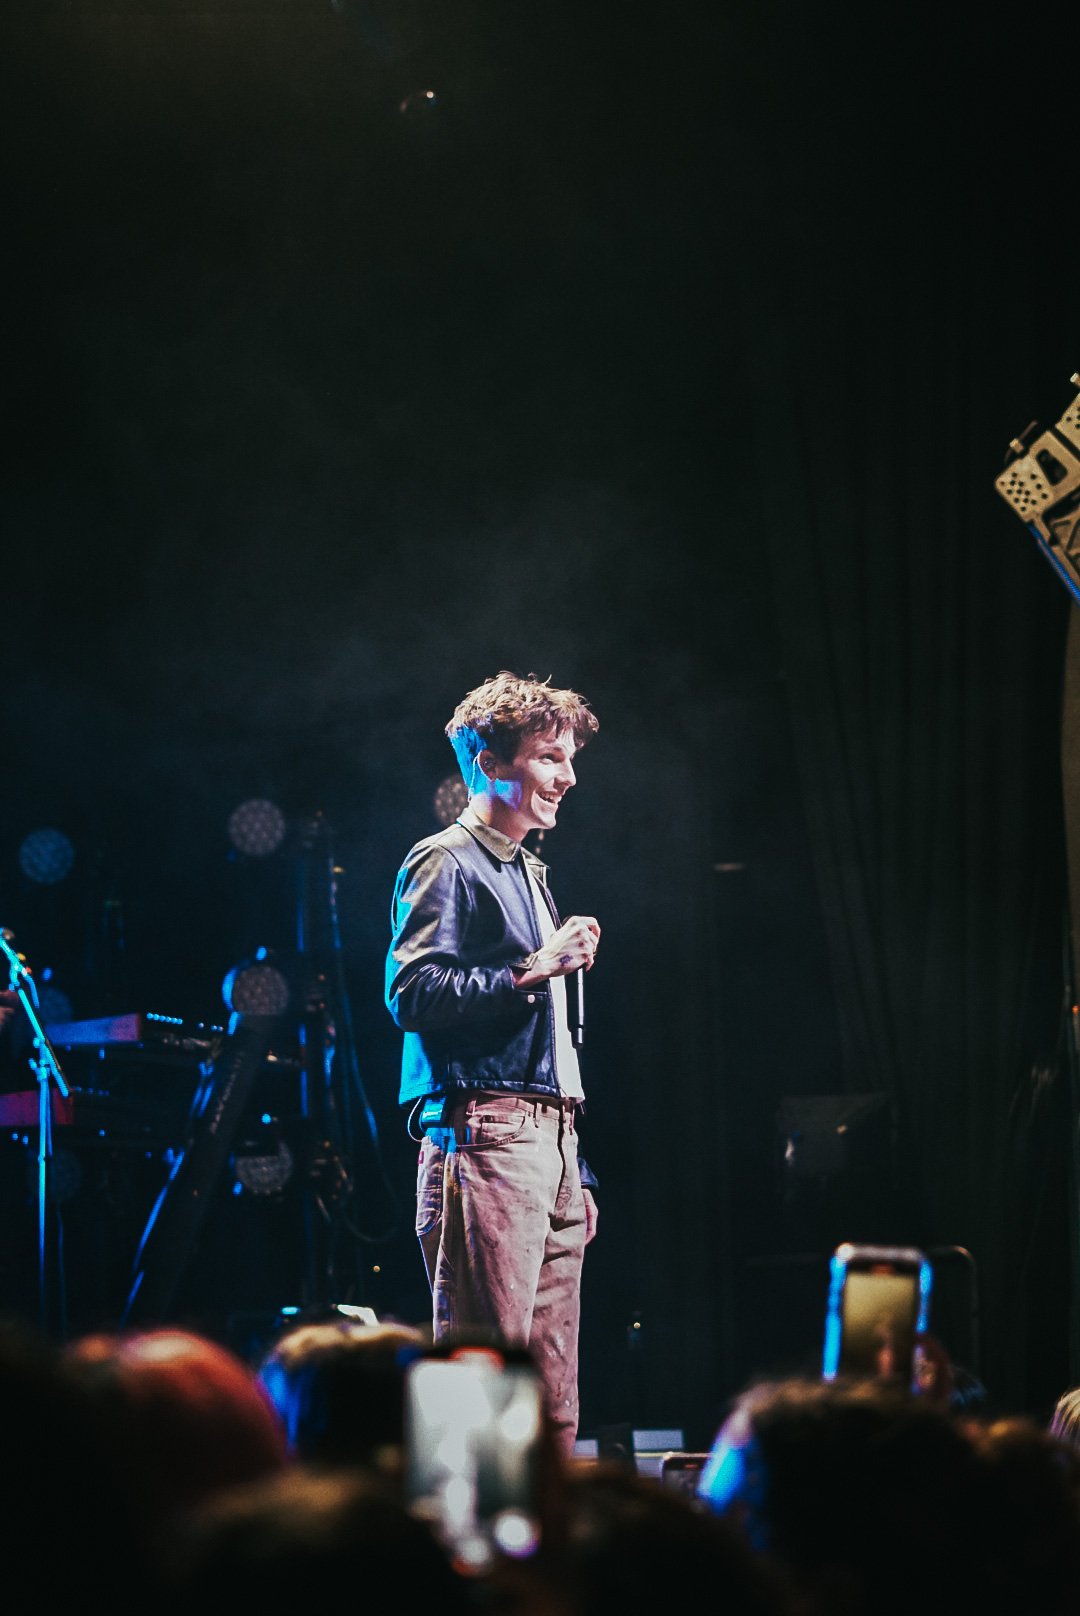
[0,929,71,1335]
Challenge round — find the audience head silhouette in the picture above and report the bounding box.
[63,1325,288,1531]
[255,1314,427,1471]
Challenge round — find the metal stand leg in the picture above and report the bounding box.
[2,929,71,1338]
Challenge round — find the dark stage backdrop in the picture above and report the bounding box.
[1,1,1078,1443]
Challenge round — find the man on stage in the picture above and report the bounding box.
[385,670,600,1453]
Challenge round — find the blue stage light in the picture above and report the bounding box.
[18,828,75,884]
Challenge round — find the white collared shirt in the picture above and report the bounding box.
[525,864,583,1101]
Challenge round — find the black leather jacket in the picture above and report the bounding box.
[386,813,560,1104]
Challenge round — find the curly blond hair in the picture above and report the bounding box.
[445,670,598,783]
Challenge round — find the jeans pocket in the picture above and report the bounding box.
[416,1140,444,1238]
[463,1108,529,1148]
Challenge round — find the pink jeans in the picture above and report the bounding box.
[416,1092,587,1453]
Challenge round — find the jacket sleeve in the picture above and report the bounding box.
[385,842,535,1032]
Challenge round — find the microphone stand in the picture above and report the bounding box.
[0,929,70,1335]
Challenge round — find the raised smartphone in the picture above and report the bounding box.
[658,1451,710,1499]
[404,1346,546,1572]
[822,1241,932,1391]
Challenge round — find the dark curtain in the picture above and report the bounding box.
[725,6,1079,1415]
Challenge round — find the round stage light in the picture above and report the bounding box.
[18,828,75,884]
[233,1134,294,1197]
[228,798,287,858]
[433,775,468,826]
[222,952,291,1017]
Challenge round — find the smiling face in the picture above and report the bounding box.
[473,726,578,843]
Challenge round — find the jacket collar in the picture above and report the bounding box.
[458,805,549,877]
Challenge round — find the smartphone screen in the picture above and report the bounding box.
[658,1452,709,1499]
[404,1351,545,1572]
[822,1243,932,1390]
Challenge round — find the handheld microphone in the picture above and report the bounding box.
[571,967,585,1047]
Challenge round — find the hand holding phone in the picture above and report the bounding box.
[404,1346,546,1573]
[822,1242,932,1393]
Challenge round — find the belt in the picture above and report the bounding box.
[417,1091,578,1134]
[516,1093,579,1120]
